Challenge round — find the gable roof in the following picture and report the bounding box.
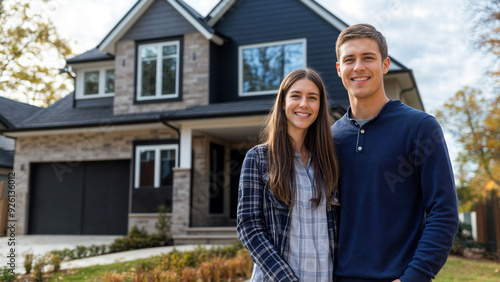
[0,96,41,129]
[98,0,224,55]
[206,0,349,30]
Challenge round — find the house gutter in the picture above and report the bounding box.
[159,115,181,162]
[159,114,193,228]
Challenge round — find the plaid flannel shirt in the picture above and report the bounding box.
[237,144,339,282]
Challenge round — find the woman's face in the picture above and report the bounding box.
[284,78,321,136]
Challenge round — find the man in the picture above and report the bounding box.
[331,24,459,282]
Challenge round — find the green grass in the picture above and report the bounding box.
[43,256,163,281]
[17,254,500,281]
[435,255,500,281]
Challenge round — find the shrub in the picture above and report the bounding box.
[108,226,170,253]
[451,222,486,256]
[50,253,61,273]
[100,242,251,281]
[180,267,198,282]
[75,245,88,259]
[102,271,125,282]
[0,266,17,282]
[24,253,33,274]
[32,256,46,281]
[155,204,172,242]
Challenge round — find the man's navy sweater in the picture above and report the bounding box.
[332,100,459,281]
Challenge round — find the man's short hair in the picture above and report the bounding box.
[335,23,388,62]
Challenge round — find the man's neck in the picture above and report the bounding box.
[349,95,390,120]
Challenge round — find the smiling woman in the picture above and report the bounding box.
[237,68,340,281]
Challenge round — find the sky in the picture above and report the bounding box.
[47,0,491,113]
[47,0,493,165]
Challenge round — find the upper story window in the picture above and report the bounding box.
[239,39,306,96]
[137,40,180,101]
[75,65,115,99]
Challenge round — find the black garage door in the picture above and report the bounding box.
[28,160,130,235]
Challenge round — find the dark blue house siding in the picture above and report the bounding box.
[121,0,197,42]
[210,0,348,105]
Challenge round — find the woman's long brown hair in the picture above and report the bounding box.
[261,68,340,208]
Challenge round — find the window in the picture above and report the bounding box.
[76,66,115,99]
[137,41,180,100]
[133,143,178,213]
[239,39,306,96]
[134,144,178,188]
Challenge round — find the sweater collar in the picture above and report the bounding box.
[346,99,402,124]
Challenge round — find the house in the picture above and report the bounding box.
[0,97,40,185]
[0,0,423,242]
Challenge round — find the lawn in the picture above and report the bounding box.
[435,255,500,281]
[14,253,500,281]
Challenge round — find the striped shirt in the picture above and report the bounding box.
[287,152,333,281]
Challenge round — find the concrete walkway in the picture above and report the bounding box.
[0,235,225,275]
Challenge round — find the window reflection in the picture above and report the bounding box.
[139,150,155,187]
[242,41,304,95]
[83,71,99,95]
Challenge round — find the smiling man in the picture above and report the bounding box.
[331,24,459,282]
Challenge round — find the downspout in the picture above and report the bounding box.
[59,66,76,108]
[159,115,181,173]
[160,115,193,228]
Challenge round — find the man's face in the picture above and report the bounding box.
[336,38,390,101]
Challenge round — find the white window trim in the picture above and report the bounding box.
[134,144,178,189]
[136,40,180,101]
[75,66,115,99]
[238,38,307,97]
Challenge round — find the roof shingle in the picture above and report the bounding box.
[0,96,41,128]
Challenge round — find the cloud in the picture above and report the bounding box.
[316,0,486,114]
[51,0,136,54]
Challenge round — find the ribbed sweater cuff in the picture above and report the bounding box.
[400,266,432,282]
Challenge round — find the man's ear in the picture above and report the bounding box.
[382,57,390,74]
[336,61,341,77]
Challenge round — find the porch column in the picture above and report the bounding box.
[171,168,191,237]
[180,125,192,169]
[171,125,193,237]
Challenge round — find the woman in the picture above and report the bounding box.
[237,68,340,281]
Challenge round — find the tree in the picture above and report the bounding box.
[467,0,500,77]
[436,0,500,211]
[0,0,73,107]
[436,87,499,211]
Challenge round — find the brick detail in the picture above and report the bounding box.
[170,168,191,236]
[113,33,209,115]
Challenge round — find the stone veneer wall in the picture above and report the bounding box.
[12,127,177,234]
[190,134,246,227]
[113,32,210,115]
